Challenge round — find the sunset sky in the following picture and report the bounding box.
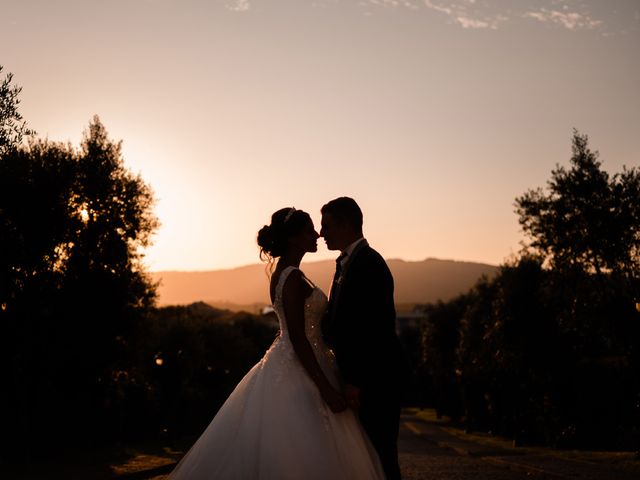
[2,0,639,271]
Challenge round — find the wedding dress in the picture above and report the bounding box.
[168,266,385,480]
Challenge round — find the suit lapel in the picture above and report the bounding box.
[327,239,369,324]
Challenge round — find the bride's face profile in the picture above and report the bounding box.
[289,219,319,254]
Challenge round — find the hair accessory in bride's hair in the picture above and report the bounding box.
[284,207,296,223]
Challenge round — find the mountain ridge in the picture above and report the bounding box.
[151,257,498,309]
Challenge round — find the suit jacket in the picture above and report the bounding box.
[323,240,406,390]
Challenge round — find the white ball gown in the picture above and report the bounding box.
[168,266,386,480]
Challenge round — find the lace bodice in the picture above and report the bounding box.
[257,266,338,392]
[273,266,328,349]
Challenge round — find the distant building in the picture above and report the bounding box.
[396,309,426,333]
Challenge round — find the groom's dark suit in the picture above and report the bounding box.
[323,239,407,480]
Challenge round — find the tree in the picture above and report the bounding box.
[0,66,34,154]
[420,131,640,449]
[515,130,640,279]
[514,132,640,446]
[421,296,467,420]
[0,116,159,455]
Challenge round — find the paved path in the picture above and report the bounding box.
[399,418,548,480]
[400,414,638,480]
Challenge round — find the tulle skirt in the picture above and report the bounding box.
[169,337,385,480]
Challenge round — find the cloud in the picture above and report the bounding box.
[418,1,607,31]
[456,16,489,29]
[268,1,611,32]
[423,0,452,16]
[226,0,251,12]
[423,0,508,29]
[364,0,422,10]
[523,8,602,30]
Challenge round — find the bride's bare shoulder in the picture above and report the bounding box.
[270,266,303,302]
[281,268,314,300]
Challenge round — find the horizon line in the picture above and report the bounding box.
[149,256,500,274]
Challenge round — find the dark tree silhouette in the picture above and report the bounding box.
[0,66,34,154]
[422,297,466,420]
[420,131,640,449]
[516,130,640,279]
[128,303,278,439]
[0,116,158,457]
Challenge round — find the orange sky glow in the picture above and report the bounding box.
[2,0,639,271]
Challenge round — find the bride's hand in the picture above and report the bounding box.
[322,387,347,413]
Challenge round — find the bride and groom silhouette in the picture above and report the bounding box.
[169,197,407,479]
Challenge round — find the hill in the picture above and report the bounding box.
[151,258,497,310]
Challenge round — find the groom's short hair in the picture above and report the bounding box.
[321,197,363,230]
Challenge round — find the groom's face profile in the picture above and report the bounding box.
[320,212,345,251]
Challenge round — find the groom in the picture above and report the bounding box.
[321,197,407,480]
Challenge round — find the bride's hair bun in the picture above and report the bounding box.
[257,224,275,255]
[257,207,311,261]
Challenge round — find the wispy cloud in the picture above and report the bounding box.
[227,1,612,33]
[423,0,452,16]
[367,0,419,7]
[358,0,606,32]
[226,0,251,12]
[523,7,602,30]
[423,0,508,30]
[456,16,489,29]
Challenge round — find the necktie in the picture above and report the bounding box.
[336,253,347,274]
[335,252,347,276]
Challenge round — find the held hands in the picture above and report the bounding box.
[321,386,348,413]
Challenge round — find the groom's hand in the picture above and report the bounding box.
[344,384,361,410]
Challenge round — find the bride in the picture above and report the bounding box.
[168,207,385,479]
